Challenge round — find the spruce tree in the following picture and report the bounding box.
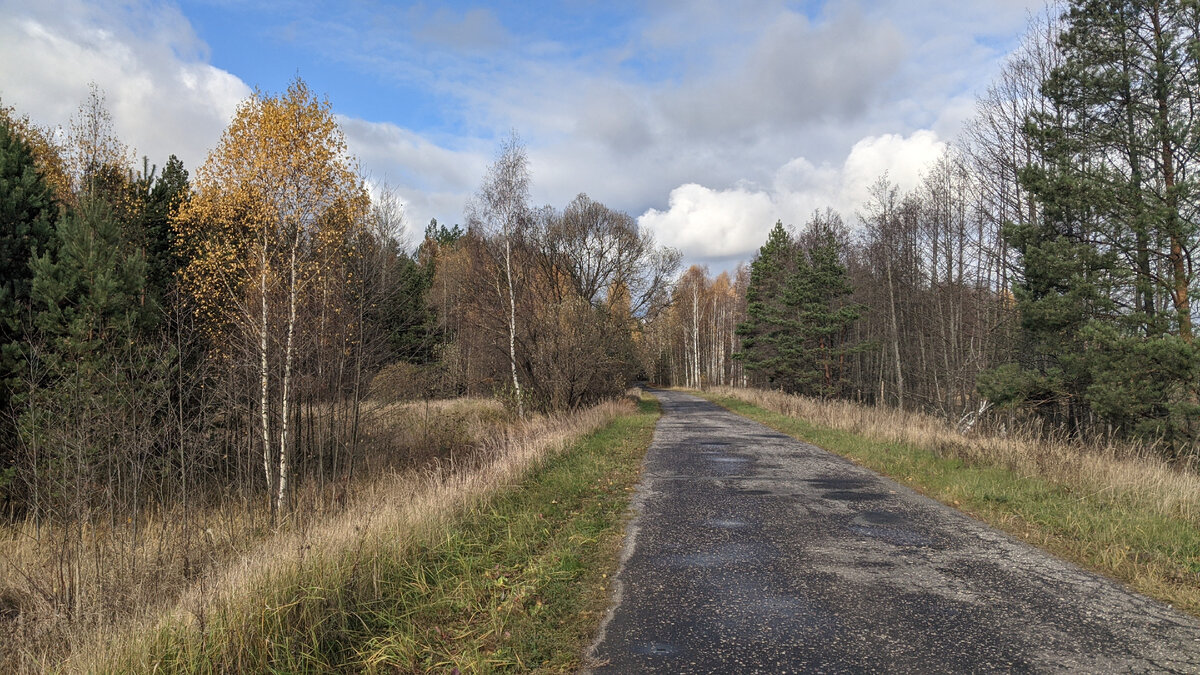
[140,155,189,303]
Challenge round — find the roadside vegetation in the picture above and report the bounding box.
[701,386,1200,616]
[1,68,675,671]
[2,392,656,672]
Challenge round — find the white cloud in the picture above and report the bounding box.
[0,0,1041,271]
[639,130,947,264]
[342,116,492,238]
[637,183,777,262]
[840,130,946,209]
[0,0,249,173]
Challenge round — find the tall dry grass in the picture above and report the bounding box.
[0,395,631,673]
[711,386,1200,524]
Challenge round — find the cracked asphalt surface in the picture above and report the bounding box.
[585,389,1200,673]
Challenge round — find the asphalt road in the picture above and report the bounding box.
[585,389,1200,674]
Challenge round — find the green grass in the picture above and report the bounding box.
[701,392,1200,616]
[112,396,659,673]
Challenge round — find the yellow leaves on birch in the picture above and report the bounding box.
[173,78,369,351]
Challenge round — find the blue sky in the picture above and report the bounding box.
[0,0,1044,266]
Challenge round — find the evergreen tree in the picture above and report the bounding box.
[736,216,864,395]
[388,252,438,362]
[139,155,189,303]
[0,115,58,496]
[788,217,864,397]
[22,197,162,514]
[736,221,793,387]
[981,0,1200,442]
[30,197,156,373]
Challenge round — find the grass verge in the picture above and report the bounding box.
[86,394,659,673]
[697,389,1200,617]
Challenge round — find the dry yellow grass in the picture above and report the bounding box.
[0,396,631,673]
[710,386,1200,525]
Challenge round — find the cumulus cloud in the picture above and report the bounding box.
[0,0,248,173]
[339,116,491,237]
[639,130,947,264]
[840,130,945,209]
[0,0,1042,269]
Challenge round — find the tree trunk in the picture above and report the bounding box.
[505,235,524,416]
[258,244,272,497]
[277,239,298,516]
[886,257,905,410]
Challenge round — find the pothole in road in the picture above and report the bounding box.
[705,518,750,529]
[856,510,905,525]
[847,510,933,547]
[849,524,932,547]
[807,476,872,490]
[664,543,766,568]
[632,642,677,656]
[823,490,888,501]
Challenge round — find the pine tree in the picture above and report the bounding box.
[0,115,58,496]
[789,217,864,397]
[735,221,793,387]
[22,197,161,515]
[981,0,1200,441]
[736,216,864,395]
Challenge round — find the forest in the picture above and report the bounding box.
[2,0,1200,669]
[650,1,1200,456]
[0,78,680,667]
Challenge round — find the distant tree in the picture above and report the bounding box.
[65,84,130,204]
[787,211,864,397]
[468,133,531,416]
[736,214,863,396]
[139,155,189,303]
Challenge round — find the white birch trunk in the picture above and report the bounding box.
[505,235,524,417]
[277,239,298,515]
[259,243,272,491]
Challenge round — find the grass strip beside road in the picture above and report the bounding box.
[348,394,660,672]
[700,391,1200,618]
[106,395,659,674]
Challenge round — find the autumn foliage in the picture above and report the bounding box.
[175,80,370,514]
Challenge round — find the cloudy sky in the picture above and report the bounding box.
[0,0,1043,267]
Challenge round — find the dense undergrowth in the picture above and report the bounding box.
[83,394,658,673]
[1,393,657,673]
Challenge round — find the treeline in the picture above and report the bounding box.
[0,80,675,531]
[649,0,1200,457]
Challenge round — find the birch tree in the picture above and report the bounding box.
[468,134,531,417]
[174,79,368,516]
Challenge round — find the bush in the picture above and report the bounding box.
[368,361,446,403]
